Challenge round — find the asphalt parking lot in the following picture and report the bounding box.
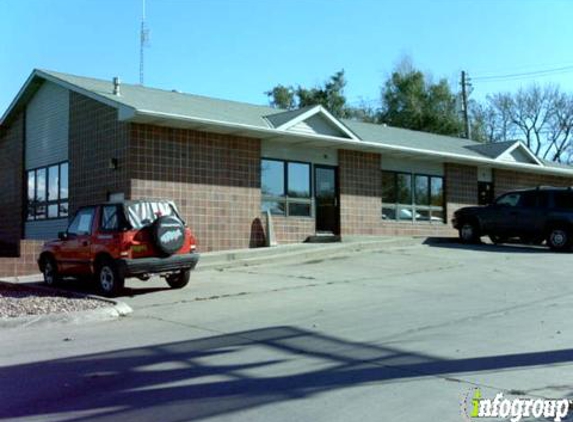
[1,238,573,422]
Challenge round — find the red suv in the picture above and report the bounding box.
[38,200,199,296]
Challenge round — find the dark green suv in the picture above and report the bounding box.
[452,187,573,251]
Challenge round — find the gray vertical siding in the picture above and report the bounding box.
[25,81,70,240]
[25,81,69,170]
[24,219,68,240]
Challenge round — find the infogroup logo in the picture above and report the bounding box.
[461,388,570,422]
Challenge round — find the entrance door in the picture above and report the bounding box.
[314,166,340,234]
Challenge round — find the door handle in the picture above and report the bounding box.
[82,241,89,247]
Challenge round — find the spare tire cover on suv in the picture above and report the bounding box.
[152,216,185,256]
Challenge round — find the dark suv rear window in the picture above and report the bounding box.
[553,191,573,210]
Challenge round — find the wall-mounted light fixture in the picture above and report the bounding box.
[109,158,119,170]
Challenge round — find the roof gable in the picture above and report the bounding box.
[497,141,543,166]
[265,105,360,140]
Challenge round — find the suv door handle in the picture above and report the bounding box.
[82,241,89,247]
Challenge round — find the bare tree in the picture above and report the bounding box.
[477,84,573,163]
[544,92,573,162]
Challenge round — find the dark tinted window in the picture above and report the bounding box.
[397,173,412,204]
[496,192,521,207]
[538,191,550,209]
[519,191,538,208]
[382,172,396,203]
[414,175,429,206]
[553,191,573,210]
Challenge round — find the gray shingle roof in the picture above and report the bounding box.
[41,69,279,129]
[4,69,571,174]
[264,106,316,128]
[464,141,517,158]
[341,119,489,159]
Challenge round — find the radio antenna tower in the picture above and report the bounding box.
[139,0,150,85]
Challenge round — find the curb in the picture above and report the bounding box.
[0,282,133,329]
[0,236,429,281]
[196,236,425,271]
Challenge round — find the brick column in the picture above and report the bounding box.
[338,149,382,235]
[444,163,478,223]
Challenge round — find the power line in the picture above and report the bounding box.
[473,65,573,82]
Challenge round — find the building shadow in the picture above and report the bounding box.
[423,237,552,254]
[2,326,573,421]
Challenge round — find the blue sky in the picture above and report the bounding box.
[1,0,573,114]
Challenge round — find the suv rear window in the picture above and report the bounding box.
[125,201,181,229]
[553,191,573,210]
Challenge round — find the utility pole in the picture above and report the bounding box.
[461,70,471,139]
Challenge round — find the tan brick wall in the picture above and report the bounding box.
[129,124,262,252]
[339,149,382,235]
[444,163,478,223]
[270,215,315,244]
[494,169,573,196]
[69,93,131,214]
[0,113,24,256]
[0,240,43,277]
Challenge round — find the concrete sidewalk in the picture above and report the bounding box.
[1,236,424,284]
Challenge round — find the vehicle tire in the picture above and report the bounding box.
[41,256,59,287]
[489,235,507,245]
[459,221,480,244]
[152,216,185,256]
[165,270,190,289]
[547,226,572,252]
[96,259,125,297]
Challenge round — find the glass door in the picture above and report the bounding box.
[314,166,340,234]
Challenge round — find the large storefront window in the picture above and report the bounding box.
[261,159,312,217]
[382,171,444,223]
[27,162,69,221]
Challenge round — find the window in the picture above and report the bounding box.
[496,192,521,207]
[67,207,95,236]
[553,191,573,210]
[518,191,538,208]
[101,205,120,231]
[261,159,312,217]
[382,171,445,223]
[27,162,69,221]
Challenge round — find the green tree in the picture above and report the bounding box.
[380,67,464,136]
[266,70,372,119]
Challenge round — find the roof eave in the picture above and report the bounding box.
[127,109,573,177]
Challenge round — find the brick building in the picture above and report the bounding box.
[1,69,573,276]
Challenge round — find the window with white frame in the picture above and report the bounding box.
[27,162,69,220]
[381,171,444,223]
[261,159,312,217]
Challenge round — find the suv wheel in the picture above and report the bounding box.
[459,221,479,244]
[547,227,571,252]
[165,270,190,289]
[42,257,59,286]
[96,260,125,297]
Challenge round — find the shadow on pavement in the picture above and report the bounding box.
[2,326,573,421]
[22,277,171,298]
[423,237,551,254]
